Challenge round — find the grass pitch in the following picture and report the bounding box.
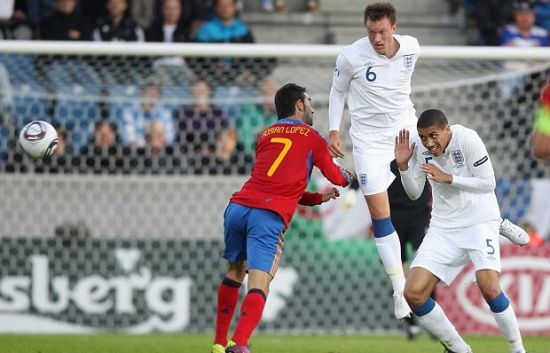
[1,333,549,353]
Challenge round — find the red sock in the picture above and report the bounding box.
[214,277,241,346]
[232,289,267,346]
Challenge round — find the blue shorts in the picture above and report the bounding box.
[223,202,285,277]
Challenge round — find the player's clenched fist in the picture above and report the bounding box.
[321,187,341,202]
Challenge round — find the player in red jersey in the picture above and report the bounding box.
[211,83,355,353]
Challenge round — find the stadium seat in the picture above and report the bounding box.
[106,84,140,135]
[45,60,102,89]
[161,84,190,112]
[152,64,195,86]
[53,84,102,154]
[213,85,256,123]
[0,54,39,85]
[10,82,51,129]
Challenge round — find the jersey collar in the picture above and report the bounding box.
[278,118,303,125]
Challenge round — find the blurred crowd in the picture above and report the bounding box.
[0,0,319,43]
[0,0,288,175]
[455,0,550,46]
[0,76,283,175]
[1,0,549,177]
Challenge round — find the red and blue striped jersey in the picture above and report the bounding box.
[230,118,351,227]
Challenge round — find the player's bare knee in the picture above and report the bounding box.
[227,261,247,282]
[404,285,426,308]
[479,283,502,301]
[247,269,272,295]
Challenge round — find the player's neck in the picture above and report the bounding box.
[386,38,400,59]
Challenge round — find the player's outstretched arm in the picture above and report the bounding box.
[313,133,354,187]
[297,188,343,206]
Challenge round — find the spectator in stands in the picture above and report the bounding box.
[190,0,253,85]
[92,120,117,148]
[190,0,275,86]
[146,0,191,42]
[131,0,155,30]
[532,79,550,159]
[259,0,319,13]
[500,1,549,47]
[306,0,320,12]
[121,82,175,149]
[499,1,549,100]
[92,0,145,42]
[174,79,237,170]
[236,78,278,155]
[195,0,252,43]
[147,0,197,67]
[474,0,513,45]
[131,120,182,174]
[79,120,131,174]
[39,0,91,41]
[145,120,167,157]
[54,128,67,157]
[26,0,56,28]
[0,0,32,40]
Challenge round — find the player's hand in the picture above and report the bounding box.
[420,163,453,184]
[328,130,345,158]
[394,129,416,171]
[321,187,340,203]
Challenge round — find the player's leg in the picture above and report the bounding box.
[213,203,250,352]
[476,270,525,353]
[396,219,428,339]
[353,134,409,318]
[406,227,472,353]
[229,208,285,351]
[405,267,471,353]
[470,221,525,353]
[365,191,410,318]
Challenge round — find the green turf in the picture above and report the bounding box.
[0,334,549,353]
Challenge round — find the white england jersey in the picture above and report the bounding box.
[329,34,420,133]
[400,125,501,229]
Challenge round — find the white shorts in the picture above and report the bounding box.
[410,221,501,285]
[351,122,416,195]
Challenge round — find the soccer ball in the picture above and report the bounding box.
[18,120,59,159]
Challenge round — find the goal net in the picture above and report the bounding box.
[0,42,549,334]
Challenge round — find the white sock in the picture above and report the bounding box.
[374,231,405,292]
[493,305,525,353]
[416,301,471,353]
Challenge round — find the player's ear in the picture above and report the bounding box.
[296,99,304,112]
